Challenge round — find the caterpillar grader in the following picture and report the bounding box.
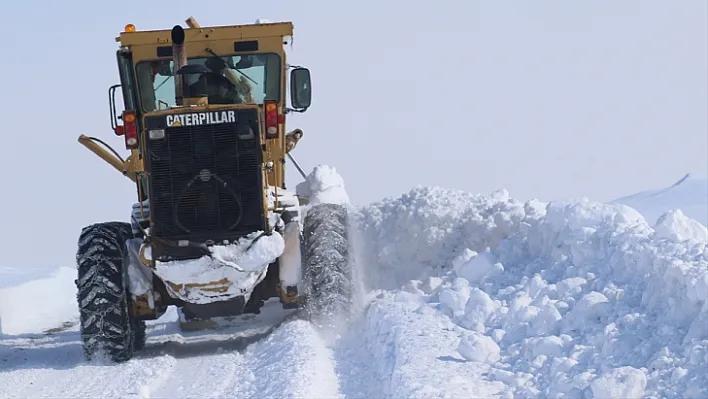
[75,17,352,362]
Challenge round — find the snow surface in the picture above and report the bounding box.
[1,166,707,398]
[614,173,707,227]
[0,266,78,335]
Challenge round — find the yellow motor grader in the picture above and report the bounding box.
[76,17,352,362]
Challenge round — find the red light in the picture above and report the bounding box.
[114,125,125,136]
[264,100,279,139]
[123,110,138,148]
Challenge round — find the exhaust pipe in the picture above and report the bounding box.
[171,25,187,106]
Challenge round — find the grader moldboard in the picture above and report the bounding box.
[76,17,352,362]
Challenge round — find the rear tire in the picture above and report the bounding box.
[75,221,141,362]
[301,203,353,321]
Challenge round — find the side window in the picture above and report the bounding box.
[136,60,175,112]
[116,52,138,112]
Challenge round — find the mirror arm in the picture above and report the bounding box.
[284,107,307,114]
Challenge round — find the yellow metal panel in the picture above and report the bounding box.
[118,22,293,46]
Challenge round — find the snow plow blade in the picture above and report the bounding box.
[176,299,300,333]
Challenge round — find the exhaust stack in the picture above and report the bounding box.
[171,25,187,106]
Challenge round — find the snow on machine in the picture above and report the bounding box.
[75,17,352,362]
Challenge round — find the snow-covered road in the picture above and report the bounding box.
[1,170,707,398]
[1,304,356,399]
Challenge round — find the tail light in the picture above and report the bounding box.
[264,100,279,139]
[123,110,138,148]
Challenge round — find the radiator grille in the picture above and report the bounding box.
[145,114,264,242]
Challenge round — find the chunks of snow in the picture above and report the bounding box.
[590,366,647,399]
[438,278,470,318]
[452,249,503,285]
[654,209,708,243]
[459,287,496,332]
[296,165,349,205]
[457,333,501,364]
[527,335,566,359]
[562,291,612,333]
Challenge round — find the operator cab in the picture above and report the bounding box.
[136,53,281,111]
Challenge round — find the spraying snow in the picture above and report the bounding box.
[296,164,350,205]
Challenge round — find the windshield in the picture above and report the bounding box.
[135,53,281,112]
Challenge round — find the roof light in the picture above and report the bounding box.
[124,24,136,32]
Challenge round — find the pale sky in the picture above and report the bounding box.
[0,0,706,268]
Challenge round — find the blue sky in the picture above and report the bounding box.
[0,0,705,268]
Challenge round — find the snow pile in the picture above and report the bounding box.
[614,173,707,227]
[296,165,350,205]
[351,186,708,398]
[353,186,545,290]
[0,266,78,335]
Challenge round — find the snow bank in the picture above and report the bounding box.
[0,266,78,335]
[352,185,708,398]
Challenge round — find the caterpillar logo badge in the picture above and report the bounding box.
[167,111,236,127]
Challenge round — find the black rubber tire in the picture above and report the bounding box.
[301,203,353,320]
[75,221,142,362]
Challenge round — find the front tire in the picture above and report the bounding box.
[301,203,353,321]
[75,221,142,362]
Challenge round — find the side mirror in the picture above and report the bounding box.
[290,67,311,110]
